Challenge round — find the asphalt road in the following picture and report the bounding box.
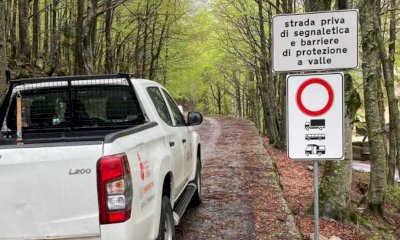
[353,161,400,182]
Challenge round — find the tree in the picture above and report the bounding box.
[43,0,49,59]
[304,0,332,11]
[375,0,399,186]
[359,0,387,214]
[18,0,31,63]
[318,73,360,220]
[104,0,114,73]
[74,0,85,74]
[32,0,40,63]
[0,0,8,105]
[256,0,279,144]
[302,0,359,221]
[213,0,284,139]
[82,0,96,74]
[49,0,59,72]
[9,0,17,59]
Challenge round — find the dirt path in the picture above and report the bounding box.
[177,116,301,240]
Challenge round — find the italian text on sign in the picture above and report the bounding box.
[287,73,344,160]
[273,10,358,72]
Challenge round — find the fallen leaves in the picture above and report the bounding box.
[263,137,400,240]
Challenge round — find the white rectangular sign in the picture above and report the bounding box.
[273,10,358,72]
[287,73,344,160]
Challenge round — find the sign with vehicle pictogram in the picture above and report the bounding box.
[287,72,344,160]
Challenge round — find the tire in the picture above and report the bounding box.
[305,152,310,156]
[318,152,321,156]
[189,158,202,207]
[157,196,175,240]
[305,126,309,131]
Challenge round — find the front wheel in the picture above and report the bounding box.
[157,196,175,240]
[189,158,202,207]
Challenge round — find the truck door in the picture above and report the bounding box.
[147,87,187,199]
[162,90,192,181]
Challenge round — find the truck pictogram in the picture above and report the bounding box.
[305,119,325,130]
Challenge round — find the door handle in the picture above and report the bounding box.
[182,139,186,143]
[169,141,175,147]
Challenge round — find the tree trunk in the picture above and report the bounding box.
[276,0,294,149]
[104,0,114,73]
[359,0,387,215]
[90,0,98,58]
[234,72,242,117]
[74,1,84,74]
[0,0,8,105]
[149,8,169,80]
[391,0,400,182]
[9,0,17,59]
[308,0,358,221]
[43,0,49,59]
[319,74,360,220]
[18,0,31,63]
[256,0,279,144]
[64,1,72,74]
[266,5,280,145]
[32,0,40,63]
[5,0,11,47]
[141,1,150,79]
[389,0,399,183]
[82,0,96,74]
[149,12,158,80]
[277,73,286,149]
[134,20,142,77]
[305,0,332,11]
[375,0,399,185]
[50,0,59,71]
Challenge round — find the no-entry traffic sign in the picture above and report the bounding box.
[287,73,344,160]
[296,78,334,116]
[272,10,358,72]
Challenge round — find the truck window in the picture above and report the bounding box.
[162,90,184,126]
[5,85,145,132]
[147,87,173,126]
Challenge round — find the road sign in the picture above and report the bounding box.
[287,72,344,160]
[272,10,358,72]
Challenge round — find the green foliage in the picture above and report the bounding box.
[386,185,400,211]
[370,231,396,240]
[163,3,233,113]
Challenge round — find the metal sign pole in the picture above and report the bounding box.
[313,160,319,240]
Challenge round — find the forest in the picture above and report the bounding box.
[0,0,399,238]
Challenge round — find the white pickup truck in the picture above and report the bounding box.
[0,74,203,240]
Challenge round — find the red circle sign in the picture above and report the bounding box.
[296,78,334,116]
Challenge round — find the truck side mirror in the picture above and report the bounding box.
[187,112,203,126]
